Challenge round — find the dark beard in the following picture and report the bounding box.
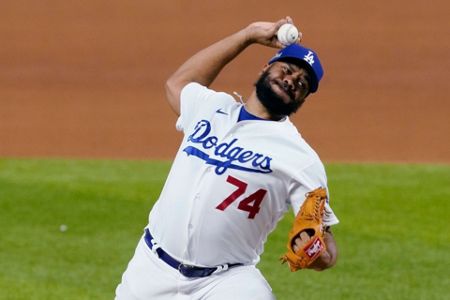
[255,70,302,119]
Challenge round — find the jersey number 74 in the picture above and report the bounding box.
[215,175,267,219]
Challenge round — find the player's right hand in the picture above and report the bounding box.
[244,17,294,49]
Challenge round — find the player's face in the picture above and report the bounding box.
[255,62,311,119]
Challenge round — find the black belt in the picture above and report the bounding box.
[144,228,242,278]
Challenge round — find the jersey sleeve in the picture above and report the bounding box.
[289,161,339,227]
[175,82,235,132]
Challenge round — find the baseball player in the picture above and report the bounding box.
[115,17,339,300]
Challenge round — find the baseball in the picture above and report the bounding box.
[277,23,301,45]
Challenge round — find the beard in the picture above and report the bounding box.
[255,70,303,119]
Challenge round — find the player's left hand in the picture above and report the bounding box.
[292,231,311,252]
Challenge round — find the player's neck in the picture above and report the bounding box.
[245,91,272,120]
[246,91,285,121]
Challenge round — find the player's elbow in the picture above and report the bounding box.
[165,77,181,116]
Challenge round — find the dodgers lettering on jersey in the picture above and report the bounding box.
[183,119,272,175]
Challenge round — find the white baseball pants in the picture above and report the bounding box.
[115,235,275,300]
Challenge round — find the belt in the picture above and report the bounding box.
[144,228,242,278]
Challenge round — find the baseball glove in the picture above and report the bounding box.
[281,187,327,271]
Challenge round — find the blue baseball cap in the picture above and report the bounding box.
[268,44,324,93]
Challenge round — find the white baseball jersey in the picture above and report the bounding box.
[148,82,339,268]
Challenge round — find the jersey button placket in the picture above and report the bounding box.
[188,193,200,233]
[184,192,199,258]
[189,193,200,232]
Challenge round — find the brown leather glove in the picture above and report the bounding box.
[281,187,327,271]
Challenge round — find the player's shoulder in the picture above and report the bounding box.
[177,82,240,131]
[181,82,235,103]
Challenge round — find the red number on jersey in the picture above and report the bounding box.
[215,176,247,210]
[237,189,267,219]
[215,175,267,219]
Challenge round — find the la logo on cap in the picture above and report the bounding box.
[304,51,315,65]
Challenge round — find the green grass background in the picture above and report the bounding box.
[0,159,449,300]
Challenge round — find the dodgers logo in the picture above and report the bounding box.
[183,120,273,175]
[304,51,315,65]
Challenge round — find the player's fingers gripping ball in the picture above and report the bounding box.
[277,23,302,45]
[281,187,327,271]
